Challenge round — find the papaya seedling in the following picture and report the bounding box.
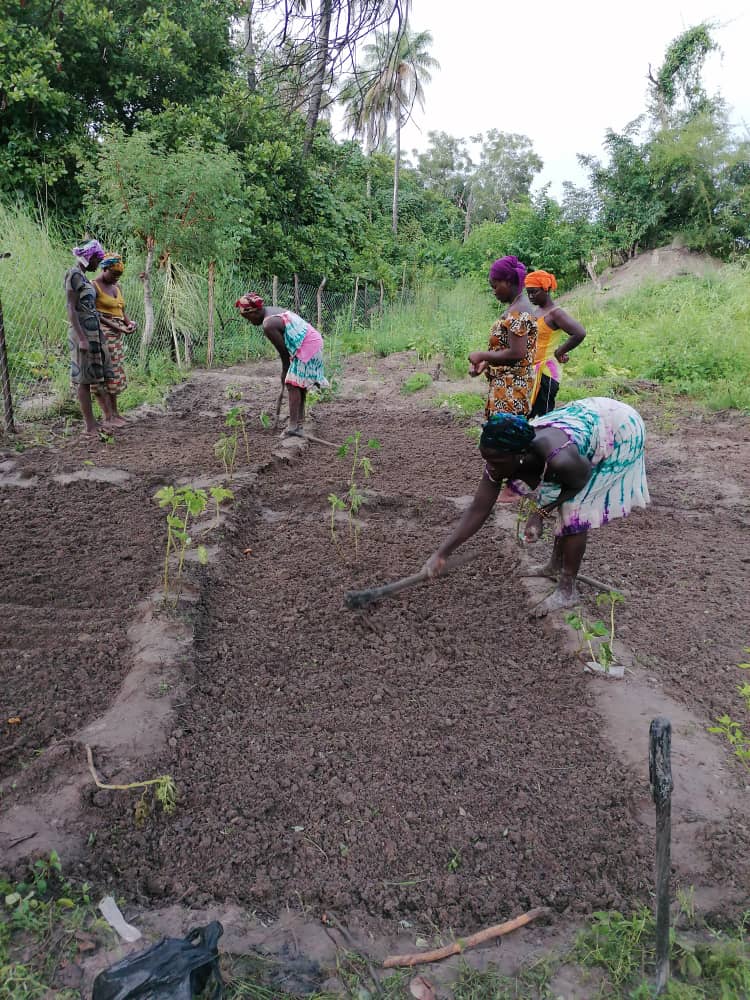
[225,405,250,462]
[328,432,381,556]
[209,485,234,526]
[565,591,624,673]
[155,485,209,601]
[709,648,750,771]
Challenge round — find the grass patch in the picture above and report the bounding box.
[0,852,115,997]
[401,372,433,394]
[436,391,486,420]
[575,907,750,998]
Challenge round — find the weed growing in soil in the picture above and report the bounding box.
[709,648,750,771]
[437,391,486,420]
[402,372,432,394]
[1,851,112,996]
[155,485,211,599]
[328,432,381,556]
[565,590,624,672]
[575,907,750,998]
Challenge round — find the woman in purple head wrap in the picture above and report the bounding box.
[468,255,537,423]
[64,239,118,435]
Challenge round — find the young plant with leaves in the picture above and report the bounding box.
[328,432,381,556]
[709,649,750,771]
[154,485,210,600]
[565,591,625,673]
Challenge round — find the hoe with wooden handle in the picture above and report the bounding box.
[345,550,482,609]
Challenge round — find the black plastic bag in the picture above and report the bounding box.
[92,921,225,1000]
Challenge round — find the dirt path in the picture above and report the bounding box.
[1,354,749,968]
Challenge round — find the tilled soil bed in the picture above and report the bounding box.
[84,400,652,928]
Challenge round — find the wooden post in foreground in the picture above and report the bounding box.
[649,717,673,995]
[316,276,327,330]
[206,259,216,368]
[351,275,359,327]
[0,252,16,435]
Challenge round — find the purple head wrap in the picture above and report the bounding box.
[489,255,526,289]
[72,239,105,264]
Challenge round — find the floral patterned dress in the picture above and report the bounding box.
[279,311,329,391]
[484,310,537,418]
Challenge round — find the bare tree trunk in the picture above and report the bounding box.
[303,0,333,156]
[463,190,474,242]
[207,259,216,367]
[138,236,156,366]
[294,273,300,312]
[351,275,359,326]
[379,279,384,316]
[392,116,401,234]
[242,1,257,91]
[272,275,278,306]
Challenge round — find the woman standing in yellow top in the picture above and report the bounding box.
[524,270,586,417]
[93,253,136,426]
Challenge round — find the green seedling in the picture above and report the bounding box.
[565,591,624,673]
[447,848,462,873]
[155,485,209,600]
[328,432,381,557]
[225,404,250,461]
[209,484,234,525]
[259,411,272,429]
[214,433,237,480]
[401,371,432,394]
[709,647,750,771]
[224,384,243,401]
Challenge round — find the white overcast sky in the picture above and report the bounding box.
[355,0,750,199]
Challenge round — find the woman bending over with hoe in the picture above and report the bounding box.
[236,292,328,436]
[524,270,586,418]
[424,398,650,615]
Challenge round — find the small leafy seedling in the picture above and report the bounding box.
[155,485,209,601]
[565,591,624,673]
[328,432,381,556]
[709,648,750,771]
[209,484,234,526]
[225,405,250,462]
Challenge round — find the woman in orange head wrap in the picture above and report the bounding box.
[524,270,586,417]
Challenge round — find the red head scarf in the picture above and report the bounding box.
[235,292,264,311]
[524,270,558,291]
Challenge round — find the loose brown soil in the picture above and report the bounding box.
[1,355,749,942]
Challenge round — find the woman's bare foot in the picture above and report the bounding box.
[109,415,129,428]
[281,425,305,439]
[532,584,580,617]
[100,419,120,433]
[521,562,559,580]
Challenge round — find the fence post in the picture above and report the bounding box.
[207,259,216,368]
[0,252,16,435]
[379,279,384,316]
[294,273,300,312]
[649,717,673,995]
[351,275,359,327]
[272,275,278,307]
[317,276,327,330]
[401,263,407,304]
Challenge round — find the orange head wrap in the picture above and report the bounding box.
[524,270,558,291]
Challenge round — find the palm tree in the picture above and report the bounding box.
[341,27,438,233]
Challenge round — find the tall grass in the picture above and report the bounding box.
[559,264,750,410]
[352,277,495,376]
[350,265,750,411]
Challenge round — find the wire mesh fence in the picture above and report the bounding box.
[0,250,390,431]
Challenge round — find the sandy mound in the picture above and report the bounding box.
[566,244,723,302]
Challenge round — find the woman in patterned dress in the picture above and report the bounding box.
[94,253,136,427]
[468,256,537,419]
[423,398,650,616]
[64,239,118,435]
[236,292,329,436]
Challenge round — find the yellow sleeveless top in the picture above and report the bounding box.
[534,313,563,364]
[95,281,125,319]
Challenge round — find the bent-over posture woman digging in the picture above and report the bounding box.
[236,292,328,436]
[424,398,650,615]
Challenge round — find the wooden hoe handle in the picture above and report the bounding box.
[344,549,481,610]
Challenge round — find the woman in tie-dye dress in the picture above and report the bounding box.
[423,397,649,615]
[236,292,329,436]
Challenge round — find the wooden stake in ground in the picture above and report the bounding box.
[0,252,16,435]
[383,907,550,968]
[649,717,673,995]
[345,550,482,610]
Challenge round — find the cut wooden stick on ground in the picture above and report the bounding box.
[345,550,482,610]
[383,907,551,968]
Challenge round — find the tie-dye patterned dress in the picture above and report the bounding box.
[530,397,650,537]
[279,311,329,390]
